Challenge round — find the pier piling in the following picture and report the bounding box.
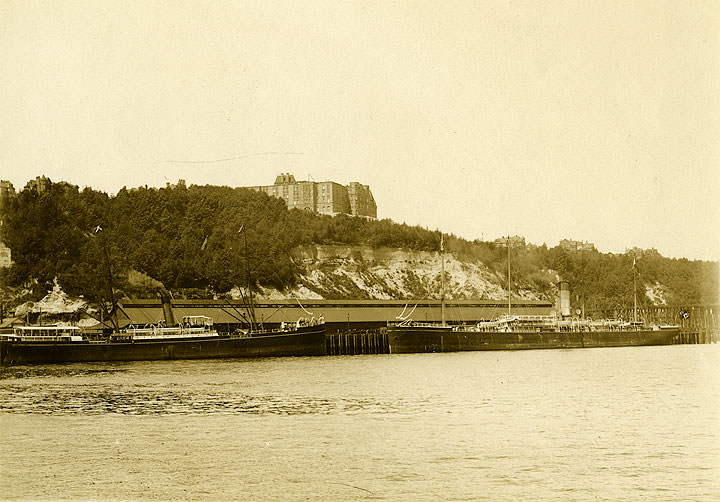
[325,328,389,356]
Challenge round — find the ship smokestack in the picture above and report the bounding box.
[558,281,571,317]
[160,291,176,326]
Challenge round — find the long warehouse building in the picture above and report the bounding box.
[117,298,554,333]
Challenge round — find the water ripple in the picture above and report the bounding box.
[1,347,719,501]
[0,366,128,380]
[0,384,426,416]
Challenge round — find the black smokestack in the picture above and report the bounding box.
[159,290,175,327]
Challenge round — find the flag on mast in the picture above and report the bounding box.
[440,233,444,252]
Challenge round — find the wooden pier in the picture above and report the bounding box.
[324,305,720,355]
[589,305,719,344]
[326,328,390,355]
[676,330,715,344]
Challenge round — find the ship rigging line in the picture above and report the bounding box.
[220,301,248,324]
[294,297,313,316]
[399,303,418,321]
[396,303,410,319]
[223,297,248,322]
[261,306,283,323]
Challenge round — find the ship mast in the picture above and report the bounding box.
[96,225,119,332]
[440,233,446,326]
[633,255,637,323]
[507,235,511,317]
[239,225,257,331]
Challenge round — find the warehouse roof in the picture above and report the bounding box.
[117,298,553,325]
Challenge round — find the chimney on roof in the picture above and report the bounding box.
[274,173,296,185]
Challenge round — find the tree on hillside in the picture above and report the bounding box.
[1,178,715,310]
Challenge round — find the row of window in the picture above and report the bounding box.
[137,303,550,309]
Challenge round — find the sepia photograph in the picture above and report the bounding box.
[1,1,718,500]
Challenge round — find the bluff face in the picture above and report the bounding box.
[254,244,558,301]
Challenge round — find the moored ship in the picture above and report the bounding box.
[388,233,680,354]
[0,223,329,367]
[387,315,680,354]
[0,316,326,366]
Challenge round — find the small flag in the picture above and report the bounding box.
[440,233,444,252]
[238,225,244,234]
[94,225,102,234]
[200,236,208,251]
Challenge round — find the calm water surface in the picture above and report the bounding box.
[1,345,718,501]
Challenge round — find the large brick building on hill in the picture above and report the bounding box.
[249,173,377,218]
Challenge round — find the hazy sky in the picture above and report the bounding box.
[1,1,718,260]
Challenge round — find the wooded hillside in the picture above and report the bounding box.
[1,179,716,312]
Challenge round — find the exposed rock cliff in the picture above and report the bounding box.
[14,280,87,317]
[256,244,558,301]
[2,245,679,315]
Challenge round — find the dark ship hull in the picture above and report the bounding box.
[0,325,326,366]
[387,325,679,354]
